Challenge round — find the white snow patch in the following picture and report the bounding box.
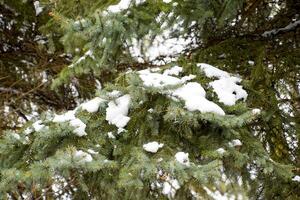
[80,97,105,113]
[53,110,76,123]
[216,148,226,155]
[87,149,98,154]
[248,60,255,65]
[162,178,180,199]
[52,110,86,136]
[74,150,93,163]
[32,120,45,132]
[229,139,242,147]
[198,63,248,106]
[138,69,225,115]
[24,127,33,135]
[209,77,248,106]
[107,132,116,139]
[252,108,261,115]
[69,118,87,136]
[139,69,182,88]
[197,63,230,79]
[34,1,43,16]
[107,0,131,13]
[180,74,196,82]
[292,175,300,182]
[106,95,131,130]
[175,152,190,167]
[172,82,225,115]
[12,133,20,140]
[163,66,183,76]
[143,141,164,153]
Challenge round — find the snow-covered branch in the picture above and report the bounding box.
[262,20,300,37]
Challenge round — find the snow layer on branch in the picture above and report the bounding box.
[163,66,183,76]
[34,1,43,16]
[32,120,45,132]
[229,139,242,147]
[209,77,248,106]
[53,110,76,123]
[106,95,131,131]
[162,178,180,198]
[107,0,145,13]
[197,63,230,79]
[216,148,226,155]
[172,82,225,115]
[143,141,164,153]
[139,69,183,88]
[197,63,248,106]
[175,152,190,167]
[292,175,300,182]
[69,119,87,136]
[138,67,225,115]
[74,150,93,163]
[80,97,105,113]
[52,110,87,136]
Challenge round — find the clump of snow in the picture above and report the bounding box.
[252,108,261,115]
[108,90,122,98]
[216,148,226,155]
[106,95,131,132]
[197,63,230,79]
[181,74,196,82]
[69,118,87,136]
[24,127,33,135]
[107,132,116,139]
[107,0,131,13]
[87,149,98,154]
[162,178,180,198]
[292,175,300,182]
[172,82,225,115]
[197,63,248,106]
[80,97,105,113]
[175,152,190,167]
[139,69,182,88]
[53,110,76,123]
[52,110,87,136]
[74,150,93,163]
[138,68,225,115]
[209,77,248,106]
[143,141,164,153]
[12,133,20,140]
[32,120,45,132]
[34,1,43,16]
[248,60,255,66]
[163,66,183,76]
[229,139,242,147]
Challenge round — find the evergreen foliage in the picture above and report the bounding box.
[0,0,299,199]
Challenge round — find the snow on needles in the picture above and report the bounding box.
[143,141,164,153]
[74,150,93,163]
[175,152,190,167]
[138,68,225,115]
[197,63,248,106]
[172,82,225,115]
[53,110,87,137]
[106,94,131,132]
[80,97,105,113]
